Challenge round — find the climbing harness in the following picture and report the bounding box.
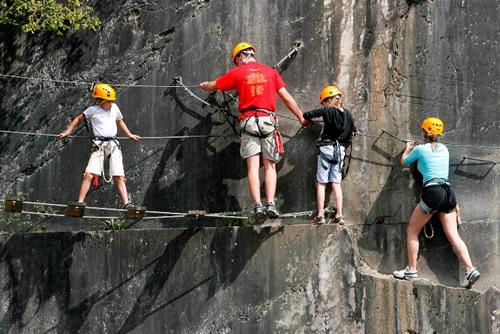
[240,108,284,154]
[91,137,121,185]
[424,221,435,239]
[80,110,118,187]
[312,108,354,179]
[317,140,341,170]
[341,140,353,180]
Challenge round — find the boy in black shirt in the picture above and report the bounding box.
[303,85,356,224]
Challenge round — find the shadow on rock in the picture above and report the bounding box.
[275,124,319,214]
[117,228,201,334]
[143,87,246,213]
[0,233,92,334]
[206,226,284,299]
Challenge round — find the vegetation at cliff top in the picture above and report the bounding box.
[0,0,100,35]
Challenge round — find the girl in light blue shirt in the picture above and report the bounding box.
[393,117,480,288]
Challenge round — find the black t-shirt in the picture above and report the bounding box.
[303,106,356,145]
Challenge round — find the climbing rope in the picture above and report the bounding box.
[1,199,338,222]
[2,199,250,220]
[280,210,315,218]
[0,73,200,88]
[355,131,500,151]
[0,129,233,140]
[1,199,487,227]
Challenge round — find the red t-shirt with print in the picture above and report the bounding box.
[215,61,285,120]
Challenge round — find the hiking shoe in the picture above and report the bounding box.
[254,203,266,224]
[464,268,480,288]
[331,215,344,225]
[266,202,279,219]
[393,266,418,280]
[123,202,134,210]
[311,215,326,225]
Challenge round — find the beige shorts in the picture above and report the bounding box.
[85,141,124,177]
[239,116,280,162]
[240,133,280,162]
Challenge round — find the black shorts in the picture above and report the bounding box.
[420,184,457,214]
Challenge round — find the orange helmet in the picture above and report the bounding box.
[231,42,256,62]
[421,117,444,136]
[92,83,116,101]
[320,85,343,102]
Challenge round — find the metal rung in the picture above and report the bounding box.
[186,210,207,217]
[65,201,86,217]
[125,206,146,219]
[4,196,23,213]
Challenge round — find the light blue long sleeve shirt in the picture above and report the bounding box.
[403,143,449,183]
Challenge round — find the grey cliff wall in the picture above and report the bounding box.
[0,227,497,333]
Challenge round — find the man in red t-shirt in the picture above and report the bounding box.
[200,42,307,222]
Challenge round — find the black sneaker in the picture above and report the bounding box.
[266,202,279,218]
[331,215,344,225]
[464,268,480,288]
[254,203,266,224]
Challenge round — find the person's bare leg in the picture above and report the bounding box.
[262,158,277,204]
[316,181,327,217]
[78,173,94,202]
[246,154,261,204]
[332,182,343,217]
[406,205,433,271]
[114,176,129,205]
[439,211,474,272]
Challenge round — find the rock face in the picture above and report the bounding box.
[0,0,498,333]
[0,226,497,334]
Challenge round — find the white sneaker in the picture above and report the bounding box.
[464,268,480,288]
[393,266,418,280]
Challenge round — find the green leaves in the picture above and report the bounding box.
[0,0,101,35]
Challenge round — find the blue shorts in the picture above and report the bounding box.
[316,145,345,184]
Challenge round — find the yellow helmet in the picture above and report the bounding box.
[231,42,256,61]
[92,83,116,101]
[421,117,444,136]
[320,85,343,102]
